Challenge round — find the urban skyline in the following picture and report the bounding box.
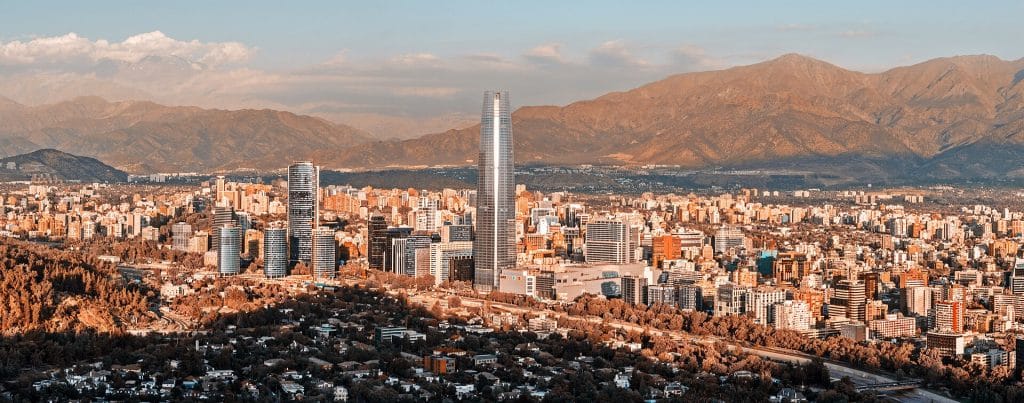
[3,3,1024,402]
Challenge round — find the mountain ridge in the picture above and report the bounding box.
[0,148,128,182]
[2,53,1024,181]
[0,97,373,173]
[328,53,1024,178]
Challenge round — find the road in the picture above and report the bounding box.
[403,288,959,403]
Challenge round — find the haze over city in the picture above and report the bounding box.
[2,2,1024,402]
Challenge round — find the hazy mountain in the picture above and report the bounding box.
[0,148,127,182]
[331,54,1024,179]
[0,97,372,173]
[3,53,1024,181]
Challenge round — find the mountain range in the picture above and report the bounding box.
[332,54,1024,181]
[0,95,371,172]
[1,53,1024,181]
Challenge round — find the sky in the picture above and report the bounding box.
[1,0,1021,138]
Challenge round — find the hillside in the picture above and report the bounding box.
[3,54,1024,181]
[0,148,128,182]
[0,96,373,173]
[332,54,1024,180]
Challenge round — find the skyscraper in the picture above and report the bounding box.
[312,227,336,280]
[367,215,388,271]
[210,205,235,253]
[218,226,241,276]
[264,223,288,278]
[288,161,319,265]
[473,90,515,292]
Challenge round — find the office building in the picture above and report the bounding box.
[368,215,388,270]
[773,252,810,284]
[473,90,516,292]
[714,226,745,254]
[210,205,235,253]
[264,223,288,278]
[288,161,319,265]
[586,218,637,264]
[172,222,192,252]
[383,226,413,273]
[312,227,336,280]
[218,226,240,276]
[646,284,677,307]
[715,284,749,317]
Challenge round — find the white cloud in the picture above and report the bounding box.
[524,43,565,64]
[589,40,650,68]
[0,31,253,66]
[0,31,753,139]
[390,52,440,66]
[671,45,725,70]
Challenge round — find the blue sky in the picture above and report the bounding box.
[0,1,1021,138]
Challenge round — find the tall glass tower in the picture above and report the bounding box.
[218,226,241,276]
[288,161,319,265]
[263,223,288,278]
[473,90,516,292]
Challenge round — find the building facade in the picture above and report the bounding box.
[288,161,319,265]
[473,90,516,292]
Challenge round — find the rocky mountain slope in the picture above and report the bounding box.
[0,96,372,173]
[0,148,127,182]
[332,54,1024,180]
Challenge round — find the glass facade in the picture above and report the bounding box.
[473,91,516,292]
[288,161,319,265]
[312,227,336,280]
[263,224,288,278]
[218,226,241,276]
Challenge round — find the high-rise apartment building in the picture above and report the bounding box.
[901,286,934,317]
[830,280,867,322]
[473,91,516,292]
[749,288,787,326]
[415,197,438,233]
[288,161,319,265]
[773,300,812,331]
[715,284,750,317]
[586,219,637,264]
[263,223,288,278]
[621,275,648,306]
[172,222,192,252]
[932,300,964,333]
[714,226,745,254]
